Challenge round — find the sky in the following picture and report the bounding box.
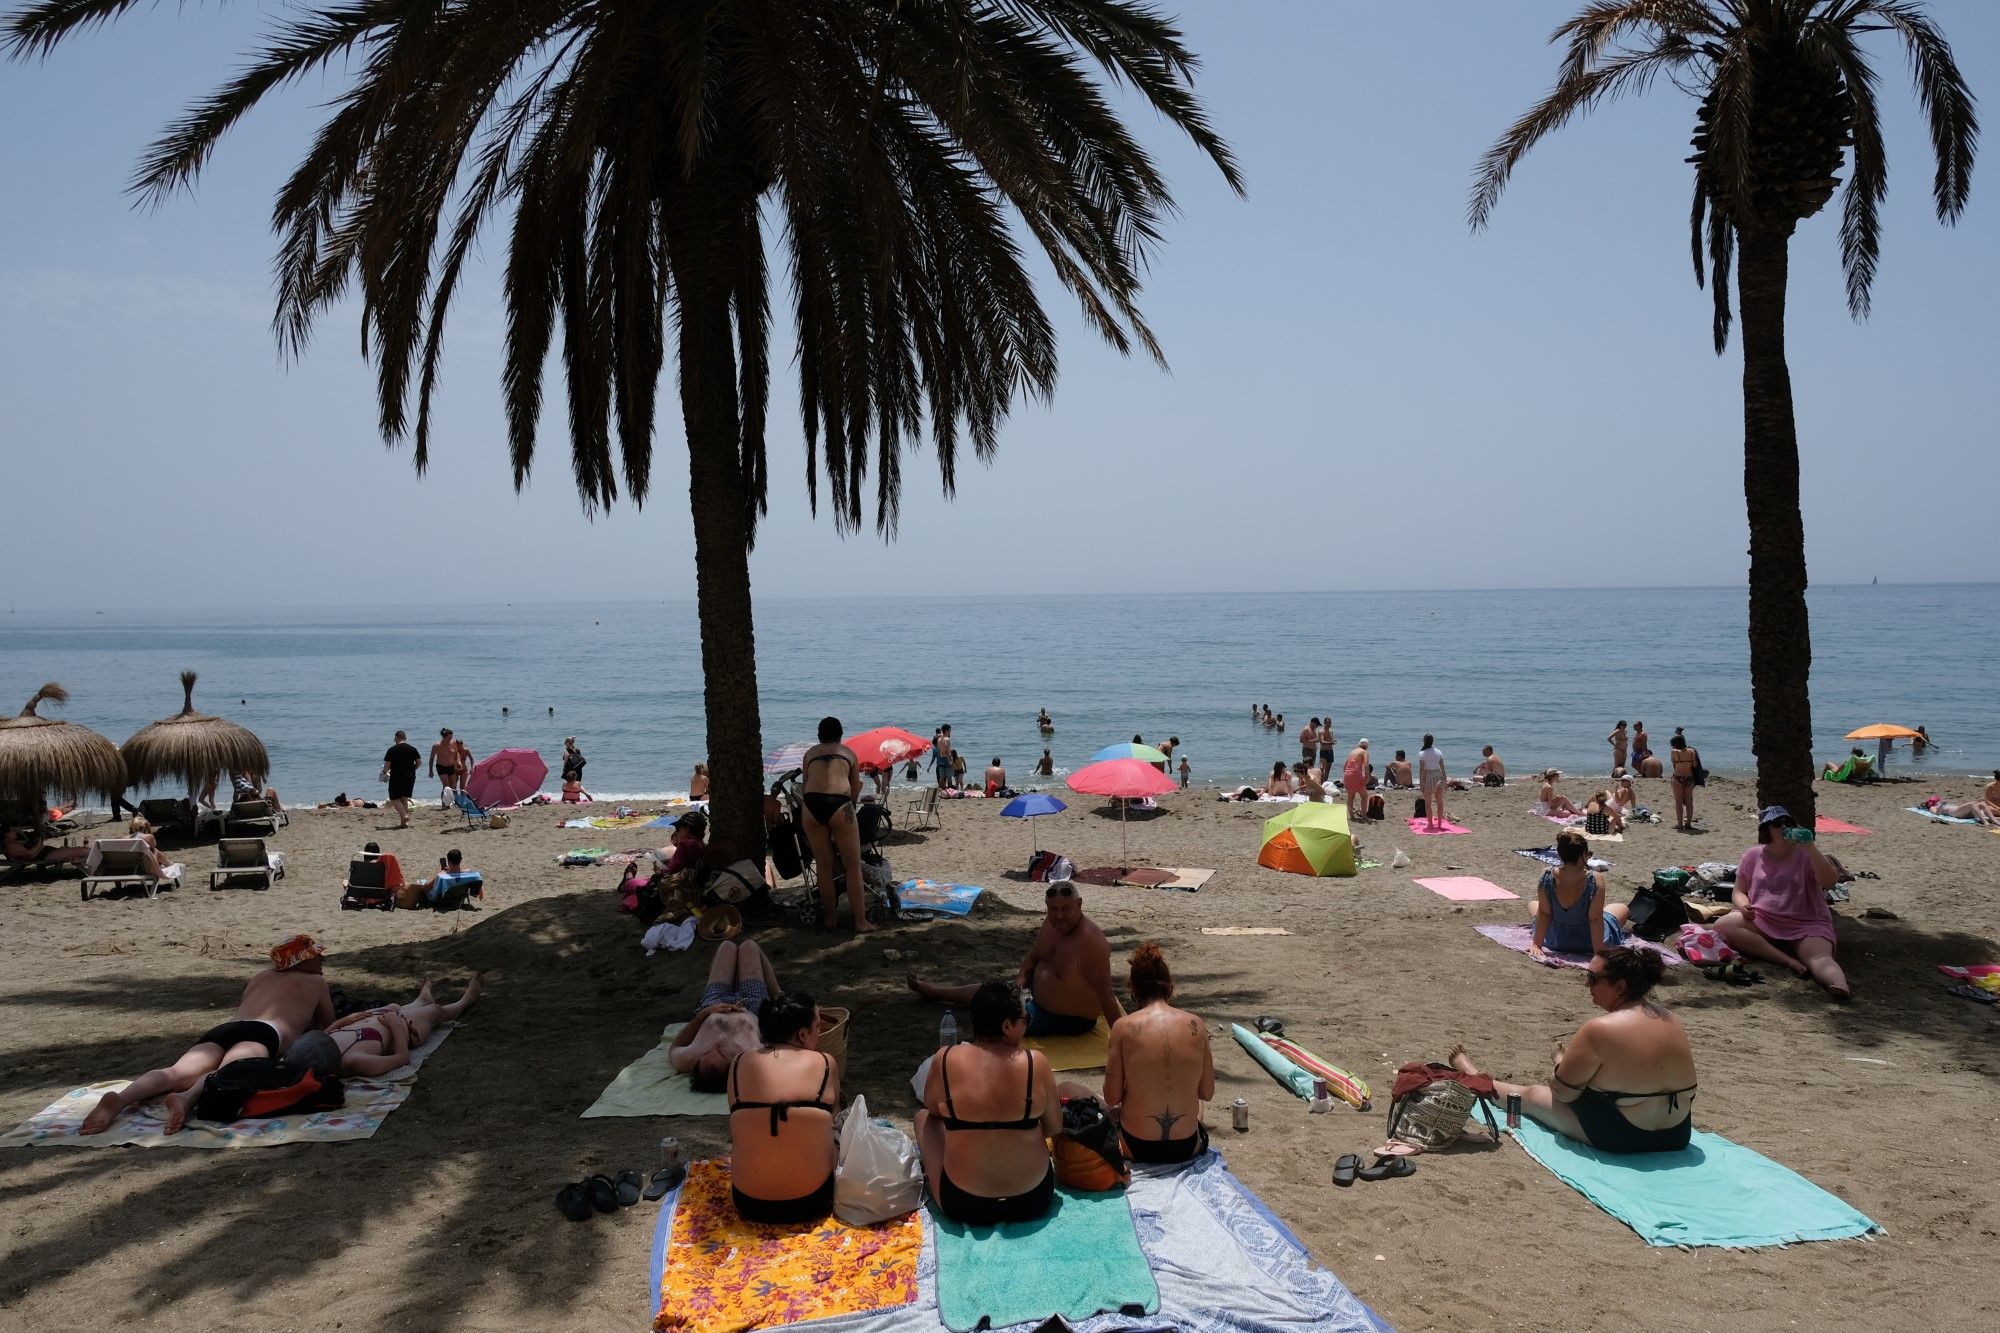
[1,2,1994,610]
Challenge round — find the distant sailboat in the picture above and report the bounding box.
[1872,576,1878,585]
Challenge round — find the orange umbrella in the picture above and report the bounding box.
[845,726,932,773]
[1843,724,1920,741]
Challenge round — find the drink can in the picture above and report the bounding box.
[1231,1098,1249,1132]
[658,1136,682,1175]
[1312,1078,1329,1103]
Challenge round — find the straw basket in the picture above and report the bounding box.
[816,1006,851,1077]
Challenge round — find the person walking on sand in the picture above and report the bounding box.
[80,934,335,1135]
[381,730,421,828]
[1418,734,1448,831]
[429,728,460,807]
[1608,721,1629,774]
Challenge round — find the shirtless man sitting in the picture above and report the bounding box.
[1384,750,1414,789]
[81,933,335,1135]
[910,881,1124,1036]
[1063,943,1214,1166]
[671,939,781,1091]
[1473,745,1506,786]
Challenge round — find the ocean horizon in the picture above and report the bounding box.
[5,582,1994,804]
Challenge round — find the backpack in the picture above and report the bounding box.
[1366,793,1385,822]
[1413,797,1428,819]
[192,1059,345,1123]
[1627,885,1691,941]
[1051,1096,1129,1192]
[1384,1062,1499,1153]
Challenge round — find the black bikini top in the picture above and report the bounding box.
[938,1046,1041,1131]
[728,1051,836,1136]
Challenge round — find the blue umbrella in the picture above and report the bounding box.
[1001,792,1067,851]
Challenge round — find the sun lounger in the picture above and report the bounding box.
[139,797,220,841]
[80,838,181,901]
[223,797,279,837]
[207,837,284,891]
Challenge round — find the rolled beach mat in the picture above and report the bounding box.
[1230,1023,1314,1100]
[1261,1035,1372,1110]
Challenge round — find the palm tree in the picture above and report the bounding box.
[1469,0,1975,822]
[7,1,1240,856]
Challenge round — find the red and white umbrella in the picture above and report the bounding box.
[845,726,933,774]
[1067,758,1177,860]
[466,747,547,810]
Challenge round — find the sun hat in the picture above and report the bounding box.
[696,904,742,943]
[1757,805,1794,827]
[270,934,325,970]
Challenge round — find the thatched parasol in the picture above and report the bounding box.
[121,671,270,792]
[0,683,128,807]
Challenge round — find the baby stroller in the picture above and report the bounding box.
[766,771,894,926]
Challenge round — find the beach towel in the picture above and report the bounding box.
[1414,875,1518,902]
[556,846,613,866]
[0,1026,453,1150]
[1516,847,1613,870]
[1814,816,1872,835]
[652,1159,921,1333]
[1073,865,1172,888]
[1474,922,1684,969]
[1025,1017,1112,1072]
[1202,926,1291,936]
[1907,806,1982,825]
[581,1024,727,1118]
[1537,811,1588,827]
[1406,817,1469,836]
[1156,867,1216,892]
[1507,1116,1879,1248]
[895,878,984,918]
[931,1186,1158,1332]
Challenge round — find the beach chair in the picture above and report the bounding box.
[141,797,222,841]
[81,838,180,902]
[340,856,395,911]
[452,789,492,829]
[224,798,280,838]
[903,786,940,832]
[208,837,283,891]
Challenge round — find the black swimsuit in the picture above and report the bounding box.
[935,1047,1056,1225]
[801,753,855,825]
[728,1053,838,1224]
[1558,1078,1696,1154]
[1122,1123,1209,1165]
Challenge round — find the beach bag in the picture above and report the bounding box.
[192,1060,344,1123]
[1689,750,1708,787]
[1584,809,1610,836]
[1367,793,1385,822]
[1052,1096,1129,1192]
[1627,885,1690,942]
[1413,797,1428,819]
[1385,1063,1498,1153]
[833,1095,924,1225]
[1677,923,1736,965]
[1028,851,1074,883]
[699,859,763,905]
[768,818,806,881]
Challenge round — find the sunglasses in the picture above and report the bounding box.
[1046,884,1077,899]
[1583,970,1608,988]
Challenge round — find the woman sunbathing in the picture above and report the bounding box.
[4,823,87,868]
[1451,946,1695,1154]
[917,980,1062,1225]
[1537,771,1579,818]
[1713,807,1850,998]
[1080,943,1213,1165]
[327,976,483,1073]
[1528,831,1629,962]
[671,940,780,1091]
[727,991,840,1224]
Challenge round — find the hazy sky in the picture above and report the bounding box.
[3,3,1993,610]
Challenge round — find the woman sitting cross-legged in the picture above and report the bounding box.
[917,980,1062,1225]
[1451,946,1696,1154]
[727,991,840,1224]
[670,939,779,1091]
[1528,830,1629,963]
[1713,805,1851,999]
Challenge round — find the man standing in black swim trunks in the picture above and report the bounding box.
[381,730,421,828]
[908,881,1123,1036]
[80,934,335,1135]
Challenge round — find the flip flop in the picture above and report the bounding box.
[1946,984,1996,1005]
[614,1170,644,1207]
[555,1182,594,1222]
[1358,1155,1417,1182]
[1331,1154,1361,1187]
[1254,1016,1286,1036]
[586,1174,621,1214]
[642,1165,686,1201]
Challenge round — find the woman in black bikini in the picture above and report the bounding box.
[917,980,1062,1225]
[726,991,841,1223]
[800,716,872,934]
[1450,947,1695,1154]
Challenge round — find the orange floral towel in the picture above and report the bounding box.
[654,1159,921,1333]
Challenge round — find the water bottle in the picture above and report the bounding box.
[939,1010,959,1048]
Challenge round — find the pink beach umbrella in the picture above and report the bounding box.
[1067,758,1177,861]
[466,747,547,810]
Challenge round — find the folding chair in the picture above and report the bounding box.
[209,837,283,891]
[452,789,492,829]
[340,856,395,910]
[903,786,941,832]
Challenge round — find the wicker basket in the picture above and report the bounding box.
[1388,1081,1481,1151]
[816,1006,851,1077]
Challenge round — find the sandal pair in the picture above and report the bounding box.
[556,1169,650,1221]
[1332,1153,1416,1187]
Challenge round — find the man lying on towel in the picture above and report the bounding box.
[81,934,335,1135]
[909,880,1124,1037]
[1061,942,1214,1165]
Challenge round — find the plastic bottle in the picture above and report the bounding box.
[939,1010,958,1048]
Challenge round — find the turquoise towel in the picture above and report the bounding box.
[930,1186,1159,1332]
[1509,1117,1880,1248]
[1230,1023,1314,1100]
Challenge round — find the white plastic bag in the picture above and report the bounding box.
[833,1094,924,1226]
[1390,845,1411,869]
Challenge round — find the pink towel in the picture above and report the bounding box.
[1414,875,1518,901]
[1407,817,1470,836]
[1814,816,1871,835]
[1475,922,1683,968]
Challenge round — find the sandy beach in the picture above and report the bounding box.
[3,772,1997,1331]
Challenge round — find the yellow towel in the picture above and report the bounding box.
[582,1024,728,1119]
[1026,1018,1112,1072]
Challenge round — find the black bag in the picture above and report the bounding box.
[1689,750,1708,787]
[768,817,806,881]
[1052,1096,1129,1191]
[856,801,893,845]
[1626,886,1690,942]
[1413,797,1428,819]
[1367,793,1385,822]
[192,1059,345,1122]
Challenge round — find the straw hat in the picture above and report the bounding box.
[696,904,742,943]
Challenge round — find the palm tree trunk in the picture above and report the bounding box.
[1735,231,1816,826]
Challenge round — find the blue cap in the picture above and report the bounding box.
[1757,805,1793,826]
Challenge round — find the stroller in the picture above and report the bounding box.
[766,770,894,927]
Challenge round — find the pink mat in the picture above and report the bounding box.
[1815,816,1871,835]
[1414,875,1518,901]
[1475,922,1683,968]
[1406,817,1470,836]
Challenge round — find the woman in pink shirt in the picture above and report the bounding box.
[1714,806,1849,1000]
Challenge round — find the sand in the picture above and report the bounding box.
[3,774,1997,1331]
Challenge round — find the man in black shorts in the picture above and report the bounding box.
[381,729,422,828]
[81,934,335,1135]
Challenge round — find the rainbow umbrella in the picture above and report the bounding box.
[1088,742,1168,765]
[762,741,811,774]
[1257,803,1356,877]
[466,748,547,810]
[1067,758,1176,860]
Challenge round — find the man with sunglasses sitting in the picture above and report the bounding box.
[909,880,1123,1037]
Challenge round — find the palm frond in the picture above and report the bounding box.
[1863,0,1977,221]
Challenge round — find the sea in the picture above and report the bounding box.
[3,584,1993,805]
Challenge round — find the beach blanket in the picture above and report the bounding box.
[561,813,668,831]
[932,1186,1157,1332]
[1155,867,1216,892]
[1814,816,1871,835]
[1907,806,1982,825]
[1516,847,1613,870]
[1202,926,1291,936]
[556,846,613,866]
[895,879,984,918]
[581,1024,727,1119]
[1414,875,1518,902]
[1025,1017,1112,1072]
[1508,1117,1879,1248]
[649,1151,1386,1333]
[1474,922,1684,969]
[652,1159,921,1333]
[0,1026,453,1150]
[1073,865,1215,892]
[1406,817,1469,836]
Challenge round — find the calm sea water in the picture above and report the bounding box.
[2,584,1993,804]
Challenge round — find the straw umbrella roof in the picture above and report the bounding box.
[121,671,270,791]
[0,683,128,807]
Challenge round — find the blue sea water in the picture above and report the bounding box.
[2,584,1994,803]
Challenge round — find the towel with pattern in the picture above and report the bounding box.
[1474,922,1684,969]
